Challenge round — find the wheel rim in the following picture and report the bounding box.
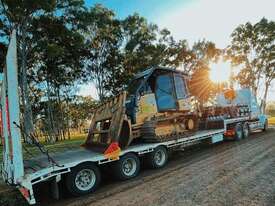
[75,169,96,191]
[154,149,166,166]
[122,158,137,176]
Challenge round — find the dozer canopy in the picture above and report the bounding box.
[126,67,191,123]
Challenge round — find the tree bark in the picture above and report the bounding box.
[46,80,56,143]
[65,96,71,140]
[20,23,34,143]
[56,87,66,140]
[262,81,271,114]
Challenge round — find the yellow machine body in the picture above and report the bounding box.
[85,67,198,151]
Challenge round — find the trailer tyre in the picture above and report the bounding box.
[242,122,250,138]
[65,163,101,196]
[234,123,243,141]
[114,153,140,180]
[147,146,168,169]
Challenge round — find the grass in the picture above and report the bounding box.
[0,133,87,163]
[268,117,275,125]
[0,133,87,205]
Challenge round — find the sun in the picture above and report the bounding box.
[209,60,231,83]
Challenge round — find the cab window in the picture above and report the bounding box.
[155,74,176,110]
[174,74,187,99]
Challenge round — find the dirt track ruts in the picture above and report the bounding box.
[48,129,275,206]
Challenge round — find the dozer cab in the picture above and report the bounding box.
[85,67,198,153]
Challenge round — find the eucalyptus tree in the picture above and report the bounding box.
[188,40,222,104]
[104,14,193,96]
[228,18,275,111]
[0,0,56,141]
[105,13,159,95]
[0,0,88,141]
[79,4,123,100]
[30,1,88,141]
[255,18,275,110]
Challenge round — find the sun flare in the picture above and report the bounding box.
[209,60,231,83]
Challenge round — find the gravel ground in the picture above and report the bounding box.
[49,128,275,206]
[1,129,275,206]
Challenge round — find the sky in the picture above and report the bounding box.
[80,0,275,101]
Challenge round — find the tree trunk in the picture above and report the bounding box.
[56,87,67,140]
[65,96,71,140]
[20,23,34,143]
[252,85,258,97]
[46,80,56,143]
[262,81,271,114]
[67,121,71,140]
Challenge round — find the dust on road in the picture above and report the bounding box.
[50,129,275,206]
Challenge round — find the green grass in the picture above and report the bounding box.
[268,117,275,125]
[0,134,86,171]
[0,134,87,163]
[0,134,87,205]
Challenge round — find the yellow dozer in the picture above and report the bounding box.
[84,67,198,155]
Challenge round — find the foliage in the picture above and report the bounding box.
[188,40,222,103]
[0,1,273,141]
[68,95,96,130]
[82,5,122,99]
[266,101,275,116]
[0,0,57,141]
[227,18,275,97]
[81,10,197,98]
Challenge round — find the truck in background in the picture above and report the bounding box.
[200,88,268,140]
[0,31,268,205]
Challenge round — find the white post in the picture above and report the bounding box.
[2,30,24,184]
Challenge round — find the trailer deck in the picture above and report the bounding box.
[23,129,224,185]
[16,117,267,205]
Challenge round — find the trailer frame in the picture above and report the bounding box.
[16,115,267,205]
[17,128,224,204]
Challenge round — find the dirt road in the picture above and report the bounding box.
[46,128,275,206]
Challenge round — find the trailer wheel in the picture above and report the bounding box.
[234,123,243,141]
[147,146,168,169]
[242,122,250,138]
[65,163,101,196]
[114,153,140,180]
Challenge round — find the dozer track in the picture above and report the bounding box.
[139,114,199,143]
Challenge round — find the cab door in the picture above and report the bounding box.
[155,74,177,111]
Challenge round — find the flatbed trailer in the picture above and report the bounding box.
[0,31,268,205]
[22,129,224,204]
[6,117,268,205]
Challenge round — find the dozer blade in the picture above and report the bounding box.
[84,92,128,155]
